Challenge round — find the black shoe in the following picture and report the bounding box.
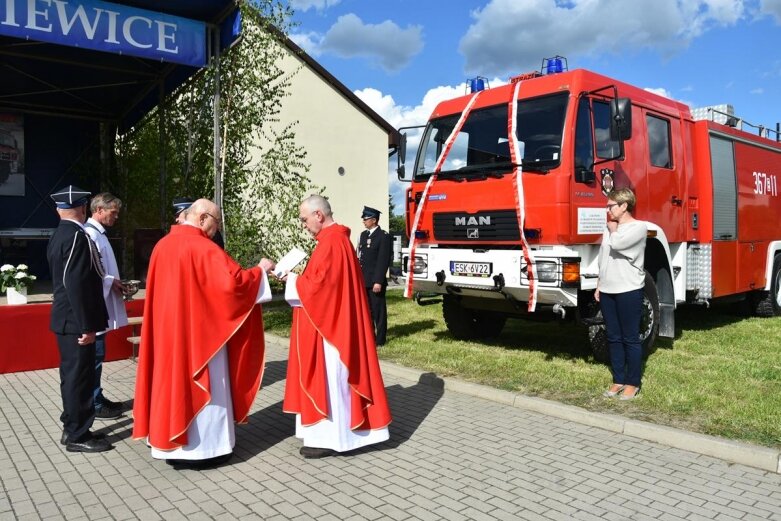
[97,396,123,410]
[95,404,123,420]
[66,437,112,453]
[166,453,233,469]
[299,446,336,459]
[61,431,106,445]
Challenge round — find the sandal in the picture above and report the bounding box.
[602,384,625,397]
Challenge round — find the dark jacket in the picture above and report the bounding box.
[358,226,392,288]
[47,220,109,334]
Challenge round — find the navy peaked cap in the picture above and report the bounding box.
[172,197,195,215]
[51,185,91,209]
[361,206,381,219]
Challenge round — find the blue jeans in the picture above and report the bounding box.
[94,334,106,410]
[599,288,643,387]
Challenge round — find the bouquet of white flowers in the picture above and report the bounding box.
[0,264,37,293]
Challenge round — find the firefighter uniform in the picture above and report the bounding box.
[357,206,392,346]
[47,185,110,450]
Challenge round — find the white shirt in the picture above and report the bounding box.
[85,217,128,332]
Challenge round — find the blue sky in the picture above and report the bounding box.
[287,0,781,207]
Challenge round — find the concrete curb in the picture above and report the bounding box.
[265,333,781,474]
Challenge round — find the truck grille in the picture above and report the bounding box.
[433,210,520,241]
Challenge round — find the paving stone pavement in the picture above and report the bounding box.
[1,334,780,521]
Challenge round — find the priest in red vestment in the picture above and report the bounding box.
[283,195,392,458]
[133,199,275,467]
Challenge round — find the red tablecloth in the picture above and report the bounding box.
[0,299,144,374]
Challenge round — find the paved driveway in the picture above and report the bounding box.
[1,335,780,520]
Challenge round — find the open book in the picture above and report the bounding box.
[272,247,307,278]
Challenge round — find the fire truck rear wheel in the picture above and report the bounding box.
[442,295,506,339]
[751,255,781,317]
[588,271,660,364]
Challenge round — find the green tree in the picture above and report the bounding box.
[388,194,406,242]
[119,0,318,270]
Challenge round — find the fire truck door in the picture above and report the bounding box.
[643,110,685,241]
[709,135,738,297]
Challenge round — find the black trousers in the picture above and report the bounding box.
[56,333,96,441]
[366,286,387,345]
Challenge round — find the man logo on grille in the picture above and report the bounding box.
[467,228,479,238]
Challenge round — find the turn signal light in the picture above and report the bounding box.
[562,261,580,287]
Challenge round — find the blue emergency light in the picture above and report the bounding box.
[542,56,568,75]
[468,76,488,93]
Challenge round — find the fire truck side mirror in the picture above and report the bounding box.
[610,98,632,141]
[396,132,411,182]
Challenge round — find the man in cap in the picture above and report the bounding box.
[84,192,127,420]
[357,205,392,346]
[172,197,194,225]
[282,195,391,458]
[133,199,274,468]
[47,185,112,453]
[173,196,224,248]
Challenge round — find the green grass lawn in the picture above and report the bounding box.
[264,291,781,449]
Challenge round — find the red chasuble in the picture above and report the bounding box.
[283,223,392,430]
[132,225,265,450]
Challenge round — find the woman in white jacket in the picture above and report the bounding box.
[595,188,646,400]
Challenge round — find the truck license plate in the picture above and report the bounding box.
[450,261,492,277]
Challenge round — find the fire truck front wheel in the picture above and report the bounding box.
[442,295,506,340]
[751,255,781,317]
[587,271,660,364]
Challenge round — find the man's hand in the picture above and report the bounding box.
[594,288,600,302]
[372,283,382,293]
[259,258,275,273]
[78,332,96,345]
[606,220,618,233]
[111,279,125,294]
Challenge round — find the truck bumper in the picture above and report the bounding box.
[402,247,579,308]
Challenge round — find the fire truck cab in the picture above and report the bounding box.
[399,64,781,360]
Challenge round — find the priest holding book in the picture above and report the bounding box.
[282,194,392,458]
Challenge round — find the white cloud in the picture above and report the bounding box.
[459,0,749,77]
[289,0,341,12]
[760,0,781,22]
[750,87,765,94]
[320,14,423,72]
[644,87,674,99]
[289,31,323,56]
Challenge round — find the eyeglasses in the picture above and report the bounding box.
[204,212,221,229]
[606,203,619,210]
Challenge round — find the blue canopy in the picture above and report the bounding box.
[0,0,241,131]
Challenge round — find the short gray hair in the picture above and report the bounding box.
[90,192,122,213]
[303,194,332,217]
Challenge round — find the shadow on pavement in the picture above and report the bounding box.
[261,359,288,388]
[376,372,444,451]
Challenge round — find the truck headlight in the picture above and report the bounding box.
[403,254,428,277]
[534,261,558,283]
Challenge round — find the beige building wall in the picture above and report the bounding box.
[251,45,390,245]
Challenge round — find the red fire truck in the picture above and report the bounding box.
[398,60,781,360]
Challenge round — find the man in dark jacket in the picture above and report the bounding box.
[47,185,112,453]
[357,206,392,346]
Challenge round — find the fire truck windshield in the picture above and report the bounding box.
[414,92,568,180]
